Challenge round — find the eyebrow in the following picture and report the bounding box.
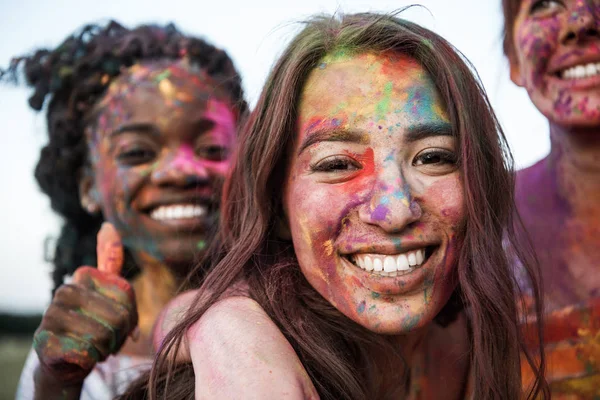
[109,123,162,138]
[404,122,454,143]
[297,129,367,155]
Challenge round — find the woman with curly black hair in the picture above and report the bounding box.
[4,20,247,399]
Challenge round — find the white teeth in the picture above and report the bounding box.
[373,258,383,272]
[408,252,417,266]
[351,249,428,276]
[397,254,410,271]
[365,256,374,271]
[150,204,206,221]
[561,62,600,79]
[416,249,424,265]
[383,256,396,272]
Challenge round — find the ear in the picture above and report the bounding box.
[78,166,101,215]
[509,56,524,87]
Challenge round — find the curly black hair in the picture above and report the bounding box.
[1,20,247,293]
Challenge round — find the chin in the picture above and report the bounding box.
[549,114,600,127]
[158,238,208,271]
[348,298,445,336]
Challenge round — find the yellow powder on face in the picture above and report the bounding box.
[323,240,334,256]
[158,79,176,99]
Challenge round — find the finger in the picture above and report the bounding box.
[53,284,137,340]
[72,266,135,306]
[33,329,100,382]
[97,222,123,276]
[43,302,125,359]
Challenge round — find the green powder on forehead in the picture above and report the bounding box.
[153,69,172,83]
[375,81,394,121]
[321,45,358,63]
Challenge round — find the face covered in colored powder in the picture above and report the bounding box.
[510,0,600,125]
[283,52,465,334]
[82,59,237,269]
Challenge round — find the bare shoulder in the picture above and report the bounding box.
[189,296,319,400]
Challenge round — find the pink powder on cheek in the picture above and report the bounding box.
[516,16,560,88]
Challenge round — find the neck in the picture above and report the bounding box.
[546,123,600,216]
[118,252,183,358]
[365,327,429,397]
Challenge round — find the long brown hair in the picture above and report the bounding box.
[122,12,547,399]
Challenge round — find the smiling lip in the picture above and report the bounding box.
[548,51,600,88]
[140,194,215,230]
[340,245,438,295]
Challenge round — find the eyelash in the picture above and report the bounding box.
[116,147,156,165]
[412,149,457,166]
[310,156,361,173]
[196,145,230,162]
[529,0,564,16]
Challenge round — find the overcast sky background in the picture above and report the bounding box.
[0,0,549,314]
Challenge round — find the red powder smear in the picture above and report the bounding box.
[298,116,348,135]
[521,297,600,395]
[339,147,375,195]
[377,51,421,82]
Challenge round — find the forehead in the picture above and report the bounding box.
[95,59,226,113]
[298,51,447,132]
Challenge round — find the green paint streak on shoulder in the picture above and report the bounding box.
[375,82,394,121]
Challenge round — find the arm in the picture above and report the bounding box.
[188,296,319,400]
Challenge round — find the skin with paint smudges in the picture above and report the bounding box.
[509,0,600,309]
[508,0,600,397]
[31,60,238,399]
[33,223,137,391]
[284,52,464,335]
[80,59,237,339]
[84,59,236,273]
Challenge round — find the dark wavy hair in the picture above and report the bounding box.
[1,20,247,292]
[121,12,548,400]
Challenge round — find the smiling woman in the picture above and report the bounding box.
[286,52,463,335]
[2,20,246,399]
[122,12,548,400]
[502,0,600,397]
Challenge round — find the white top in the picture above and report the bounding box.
[16,348,151,400]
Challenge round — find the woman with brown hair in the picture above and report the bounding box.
[502,0,600,397]
[124,12,548,399]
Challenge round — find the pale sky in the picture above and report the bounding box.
[0,0,549,313]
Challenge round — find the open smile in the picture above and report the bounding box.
[345,246,434,277]
[339,245,439,295]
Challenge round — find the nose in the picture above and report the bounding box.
[150,146,210,188]
[358,164,422,233]
[561,0,600,44]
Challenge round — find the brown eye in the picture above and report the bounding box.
[311,156,361,172]
[413,149,458,175]
[197,145,230,162]
[529,0,564,16]
[116,147,157,166]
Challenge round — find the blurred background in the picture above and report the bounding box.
[0,0,547,398]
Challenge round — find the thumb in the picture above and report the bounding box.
[97,222,124,276]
